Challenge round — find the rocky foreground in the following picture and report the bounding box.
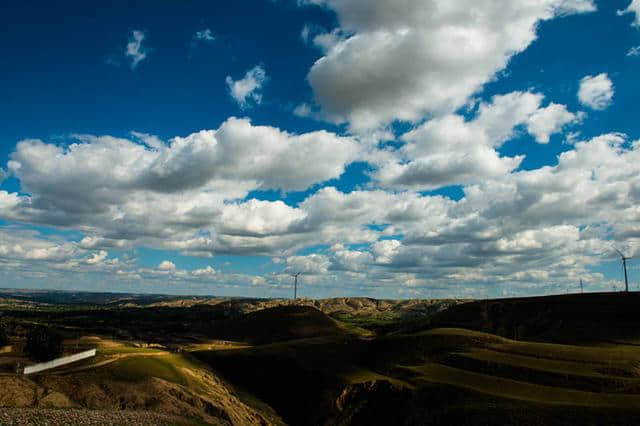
[0,408,184,426]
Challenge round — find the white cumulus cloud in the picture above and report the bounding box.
[527,103,582,144]
[191,265,216,276]
[302,0,596,131]
[225,65,268,109]
[578,73,614,110]
[158,260,176,271]
[84,250,108,265]
[0,118,360,259]
[373,91,579,189]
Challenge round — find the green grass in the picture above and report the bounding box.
[331,317,377,337]
[108,354,190,385]
[332,312,398,328]
[413,327,510,342]
[489,339,640,365]
[459,347,638,380]
[410,328,640,367]
[105,352,220,398]
[403,362,640,409]
[97,346,165,356]
[386,328,640,409]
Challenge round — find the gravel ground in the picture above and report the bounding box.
[0,408,188,425]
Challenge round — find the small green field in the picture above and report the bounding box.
[108,355,189,385]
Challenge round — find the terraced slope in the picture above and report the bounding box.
[193,326,640,425]
[395,329,640,407]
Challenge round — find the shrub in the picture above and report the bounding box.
[24,326,63,362]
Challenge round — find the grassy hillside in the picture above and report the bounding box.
[4,291,640,424]
[0,336,280,425]
[208,305,350,344]
[193,309,640,425]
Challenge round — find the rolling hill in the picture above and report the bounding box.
[4,291,640,424]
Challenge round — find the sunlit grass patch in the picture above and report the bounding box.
[460,347,638,379]
[403,362,640,409]
[108,354,190,385]
[490,340,640,366]
[97,346,165,356]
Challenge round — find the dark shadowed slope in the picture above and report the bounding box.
[428,292,640,344]
[212,305,348,344]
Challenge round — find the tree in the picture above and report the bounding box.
[24,326,63,362]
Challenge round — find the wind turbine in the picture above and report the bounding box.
[292,272,301,300]
[614,248,632,292]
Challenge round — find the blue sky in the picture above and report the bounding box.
[1,0,640,298]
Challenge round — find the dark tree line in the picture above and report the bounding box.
[24,326,63,362]
[0,322,8,347]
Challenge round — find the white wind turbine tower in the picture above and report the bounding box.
[614,248,633,293]
[292,272,301,300]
